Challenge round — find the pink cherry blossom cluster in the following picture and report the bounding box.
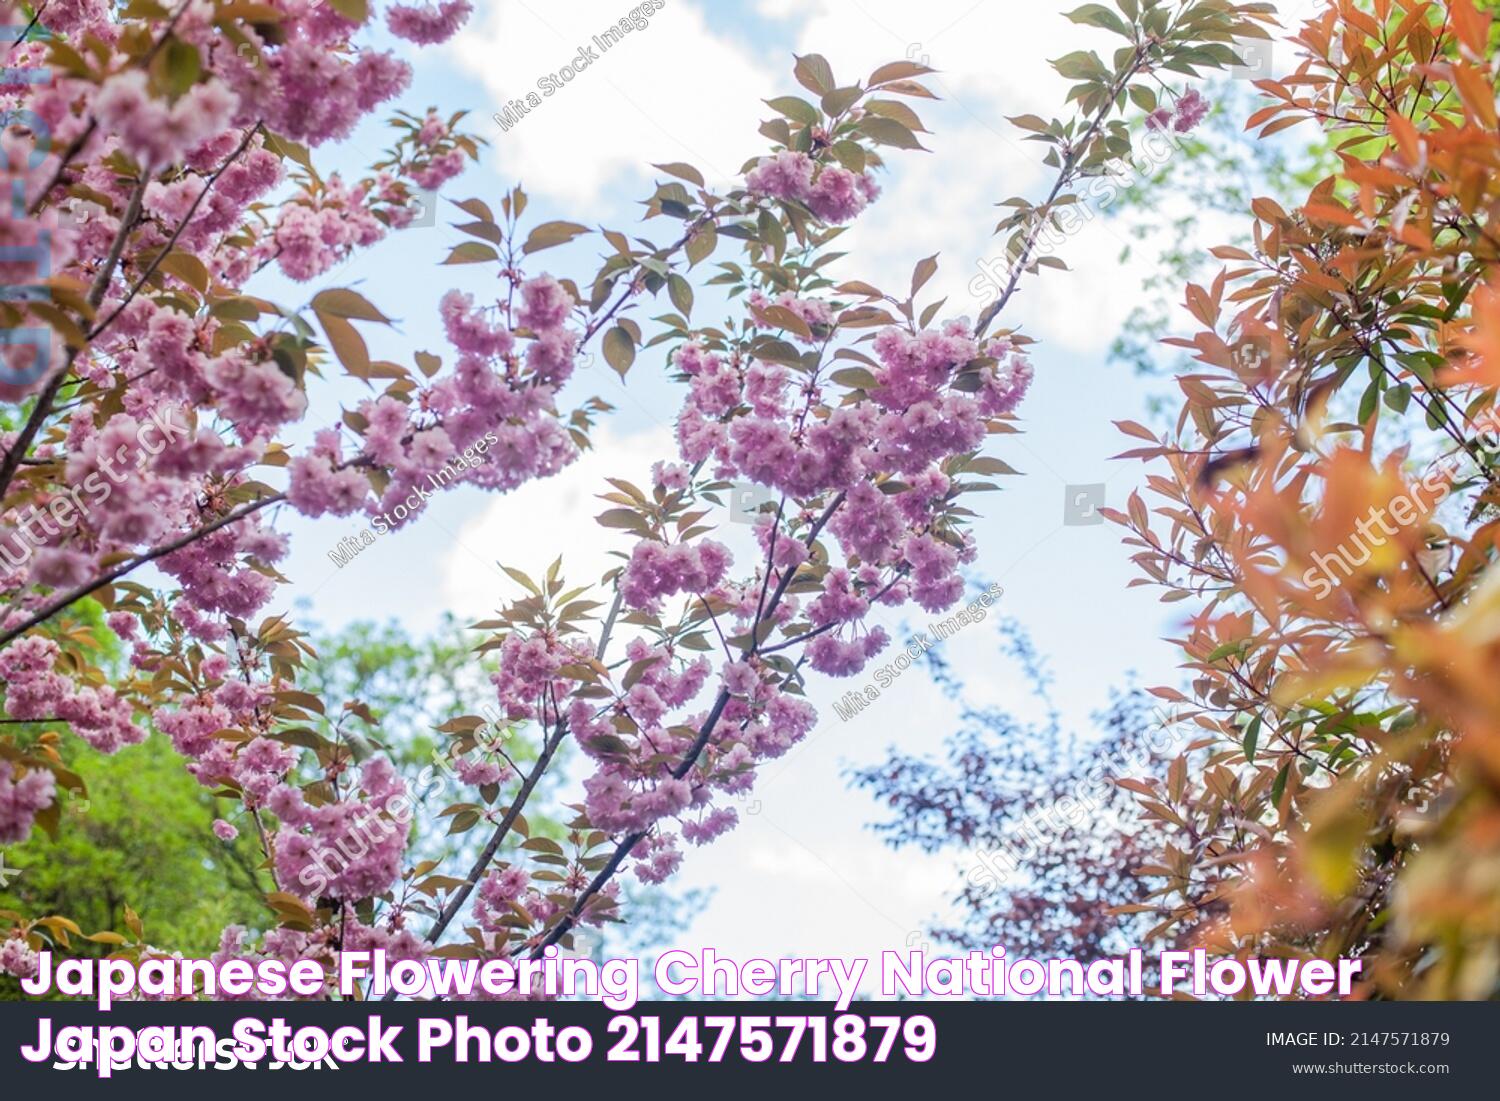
[408,115,467,192]
[387,0,474,45]
[287,274,582,526]
[214,25,413,149]
[491,630,597,724]
[0,933,40,979]
[1147,88,1211,133]
[271,175,391,282]
[0,759,56,846]
[130,504,280,646]
[92,71,240,171]
[150,678,294,801]
[0,636,146,753]
[270,756,410,902]
[473,859,622,943]
[270,133,475,279]
[0,0,489,661]
[619,539,734,614]
[744,150,880,223]
[477,309,1030,895]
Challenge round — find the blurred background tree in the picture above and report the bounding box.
[851,614,1176,978]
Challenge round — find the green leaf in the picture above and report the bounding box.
[685,223,716,267]
[911,253,939,296]
[765,95,819,126]
[327,0,368,23]
[522,220,590,254]
[858,116,927,150]
[1243,715,1261,763]
[316,312,370,376]
[1065,3,1131,36]
[1008,112,1056,133]
[602,325,635,377]
[1357,377,1381,424]
[152,39,201,99]
[652,161,705,187]
[311,288,391,323]
[793,53,835,95]
[452,197,496,222]
[865,99,928,132]
[443,241,499,265]
[667,272,693,316]
[596,507,643,530]
[1204,639,1245,662]
[160,251,209,295]
[821,85,863,117]
[831,140,867,172]
[868,60,934,86]
[1051,49,1105,81]
[1270,761,1290,806]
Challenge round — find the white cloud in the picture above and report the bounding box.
[745,0,1194,356]
[451,1,779,205]
[757,0,1070,114]
[440,420,675,616]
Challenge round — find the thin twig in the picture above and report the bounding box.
[0,493,283,648]
[383,587,628,999]
[89,122,264,340]
[0,173,149,499]
[530,492,847,956]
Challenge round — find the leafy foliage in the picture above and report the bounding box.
[1109,0,1500,998]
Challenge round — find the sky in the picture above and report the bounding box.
[245,0,1323,976]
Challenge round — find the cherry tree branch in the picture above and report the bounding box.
[0,492,283,648]
[89,122,264,340]
[528,490,847,956]
[975,43,1150,338]
[0,173,150,499]
[380,587,628,999]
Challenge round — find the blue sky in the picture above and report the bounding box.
[240,0,1318,970]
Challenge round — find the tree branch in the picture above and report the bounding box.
[0,492,283,648]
